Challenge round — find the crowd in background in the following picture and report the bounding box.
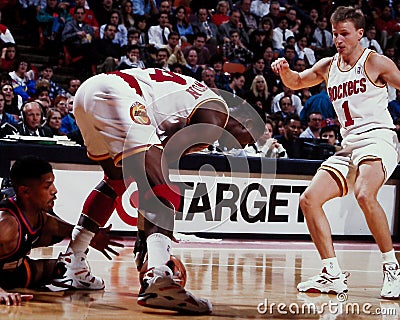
[0,0,400,159]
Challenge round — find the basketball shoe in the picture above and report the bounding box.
[297,267,349,294]
[381,262,400,299]
[137,265,212,314]
[52,250,105,290]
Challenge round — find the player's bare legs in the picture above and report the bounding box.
[354,160,400,299]
[297,169,349,294]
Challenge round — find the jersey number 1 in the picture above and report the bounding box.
[149,69,187,85]
[342,101,354,127]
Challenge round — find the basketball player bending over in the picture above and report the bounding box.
[52,68,263,314]
[272,6,400,298]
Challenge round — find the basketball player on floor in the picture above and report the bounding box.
[52,68,263,313]
[272,6,400,298]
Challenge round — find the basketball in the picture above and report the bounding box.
[139,255,187,287]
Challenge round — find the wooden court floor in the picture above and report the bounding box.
[4,238,400,319]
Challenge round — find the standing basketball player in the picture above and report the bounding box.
[52,68,263,314]
[272,6,400,298]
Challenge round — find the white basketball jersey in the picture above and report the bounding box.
[107,68,227,141]
[327,49,394,137]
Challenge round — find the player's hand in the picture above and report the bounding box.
[0,290,33,306]
[271,57,290,75]
[90,224,125,260]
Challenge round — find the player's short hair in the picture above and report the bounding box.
[330,6,365,30]
[10,156,52,187]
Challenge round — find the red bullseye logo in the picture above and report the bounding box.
[114,185,139,226]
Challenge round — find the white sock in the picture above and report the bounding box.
[322,257,342,276]
[68,226,95,254]
[147,233,171,270]
[382,249,398,265]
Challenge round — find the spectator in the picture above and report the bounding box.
[2,83,22,120]
[43,107,64,136]
[118,44,146,69]
[243,55,267,91]
[209,54,229,90]
[69,0,99,36]
[222,29,253,66]
[299,111,323,139]
[17,101,53,137]
[173,5,194,41]
[134,15,150,48]
[65,77,81,98]
[182,48,202,80]
[211,1,230,27]
[360,25,383,54]
[132,0,158,17]
[274,114,302,158]
[218,8,249,46]
[0,91,18,137]
[35,86,53,112]
[60,95,78,134]
[86,0,114,26]
[281,43,296,69]
[258,16,274,45]
[312,16,334,59]
[164,31,186,66]
[169,62,184,74]
[374,5,394,50]
[262,45,279,94]
[293,58,312,106]
[152,47,170,70]
[223,72,246,98]
[272,84,303,116]
[191,7,218,53]
[120,0,135,31]
[248,29,271,57]
[37,0,72,53]
[286,7,301,35]
[38,65,66,99]
[320,125,340,148]
[0,43,18,73]
[94,23,123,73]
[237,0,258,34]
[272,16,294,51]
[183,32,210,66]
[148,12,171,49]
[100,10,128,47]
[250,0,271,19]
[295,33,316,66]
[273,95,296,119]
[263,0,280,27]
[201,67,218,89]
[245,74,272,116]
[244,118,287,158]
[9,58,36,102]
[61,6,96,75]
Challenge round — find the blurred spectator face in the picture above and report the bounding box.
[48,109,62,130]
[17,61,28,74]
[381,6,392,19]
[2,84,14,101]
[286,9,297,22]
[230,31,240,44]
[186,49,198,66]
[284,47,296,60]
[67,97,74,112]
[254,59,265,72]
[41,67,53,80]
[24,103,42,130]
[123,0,133,13]
[198,8,208,22]
[127,47,140,61]
[175,7,186,21]
[255,77,266,91]
[278,18,289,30]
[261,19,272,32]
[241,0,251,14]
[308,112,322,131]
[104,25,117,40]
[217,1,229,14]
[46,0,58,9]
[366,28,376,40]
[212,60,223,71]
[171,65,183,73]
[202,69,216,87]
[230,11,241,26]
[309,8,318,21]
[110,12,120,25]
[159,13,169,27]
[317,18,328,30]
[321,130,336,145]
[285,118,301,140]
[263,47,274,62]
[137,19,147,30]
[297,36,308,50]
[194,36,206,49]
[5,46,16,60]
[74,8,86,22]
[103,0,113,9]
[68,79,81,95]
[269,3,280,17]
[0,93,4,114]
[280,96,293,114]
[55,98,68,116]
[277,119,284,135]
[159,1,171,14]
[168,34,179,46]
[128,31,139,44]
[294,59,306,72]
[233,75,245,90]
[156,50,168,64]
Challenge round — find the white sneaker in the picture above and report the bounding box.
[52,250,105,290]
[297,268,349,294]
[137,265,212,314]
[381,263,400,299]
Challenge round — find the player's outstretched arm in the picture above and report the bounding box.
[271,57,331,90]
